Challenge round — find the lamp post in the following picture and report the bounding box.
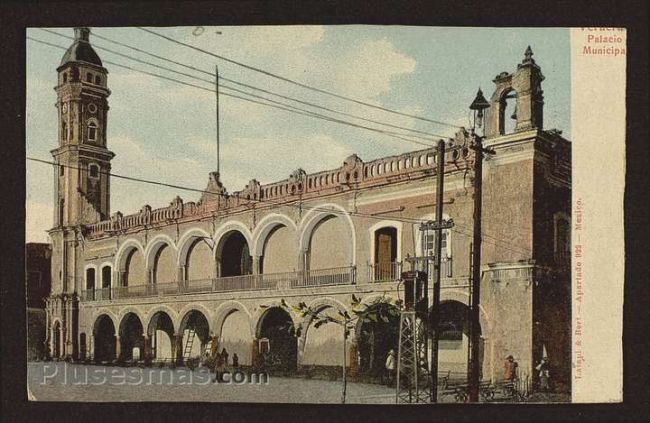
[467,88,490,402]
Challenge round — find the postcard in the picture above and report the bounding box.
[24,26,625,404]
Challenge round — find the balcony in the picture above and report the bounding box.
[81,266,357,301]
[79,260,459,302]
[367,262,403,283]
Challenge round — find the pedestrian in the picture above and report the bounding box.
[221,348,230,379]
[536,357,550,392]
[213,352,225,383]
[503,355,518,382]
[221,348,229,367]
[384,349,396,386]
[232,353,239,369]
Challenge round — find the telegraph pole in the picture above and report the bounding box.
[467,88,491,402]
[430,138,449,403]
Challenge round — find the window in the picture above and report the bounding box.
[101,266,112,289]
[86,268,96,290]
[89,164,99,178]
[61,121,67,140]
[95,75,101,85]
[59,163,64,176]
[86,73,93,82]
[422,230,448,258]
[87,121,98,141]
[421,227,452,278]
[62,73,67,83]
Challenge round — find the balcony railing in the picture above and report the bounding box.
[291,266,356,288]
[367,262,403,282]
[408,256,453,279]
[80,267,355,301]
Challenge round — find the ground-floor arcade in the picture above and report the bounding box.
[68,285,500,385]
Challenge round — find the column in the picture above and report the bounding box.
[143,334,151,364]
[349,340,359,377]
[252,256,261,275]
[177,267,185,292]
[147,269,154,288]
[173,333,184,365]
[44,303,50,359]
[114,335,121,361]
[251,338,259,369]
[89,334,94,362]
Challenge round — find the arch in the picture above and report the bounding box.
[117,307,146,330]
[146,310,175,361]
[355,300,400,378]
[178,308,212,359]
[92,314,116,362]
[213,300,252,336]
[144,234,177,272]
[213,222,253,277]
[251,213,297,258]
[177,228,212,267]
[298,203,356,265]
[214,301,253,366]
[300,298,351,367]
[250,300,301,339]
[91,308,119,330]
[178,304,213,335]
[499,87,518,135]
[439,289,492,335]
[118,312,144,361]
[114,239,145,273]
[432,300,480,376]
[145,305,179,334]
[301,297,350,334]
[255,306,298,372]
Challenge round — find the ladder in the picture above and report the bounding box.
[183,329,196,362]
[396,310,432,403]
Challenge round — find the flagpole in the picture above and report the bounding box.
[215,64,220,174]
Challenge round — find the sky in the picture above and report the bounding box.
[25,26,570,243]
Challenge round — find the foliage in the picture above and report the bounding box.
[261,295,402,339]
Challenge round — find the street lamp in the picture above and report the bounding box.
[467,88,490,403]
[469,88,490,131]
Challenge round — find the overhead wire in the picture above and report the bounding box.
[28,35,438,147]
[28,30,531,259]
[136,26,462,130]
[43,28,453,141]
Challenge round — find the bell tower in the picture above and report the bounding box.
[484,46,545,138]
[47,28,114,359]
[52,27,114,227]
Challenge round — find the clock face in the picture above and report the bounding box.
[61,103,68,113]
[88,103,97,114]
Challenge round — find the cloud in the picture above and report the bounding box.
[327,38,417,101]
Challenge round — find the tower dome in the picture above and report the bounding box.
[60,27,103,67]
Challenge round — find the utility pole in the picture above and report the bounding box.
[467,88,492,402]
[430,138,451,403]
